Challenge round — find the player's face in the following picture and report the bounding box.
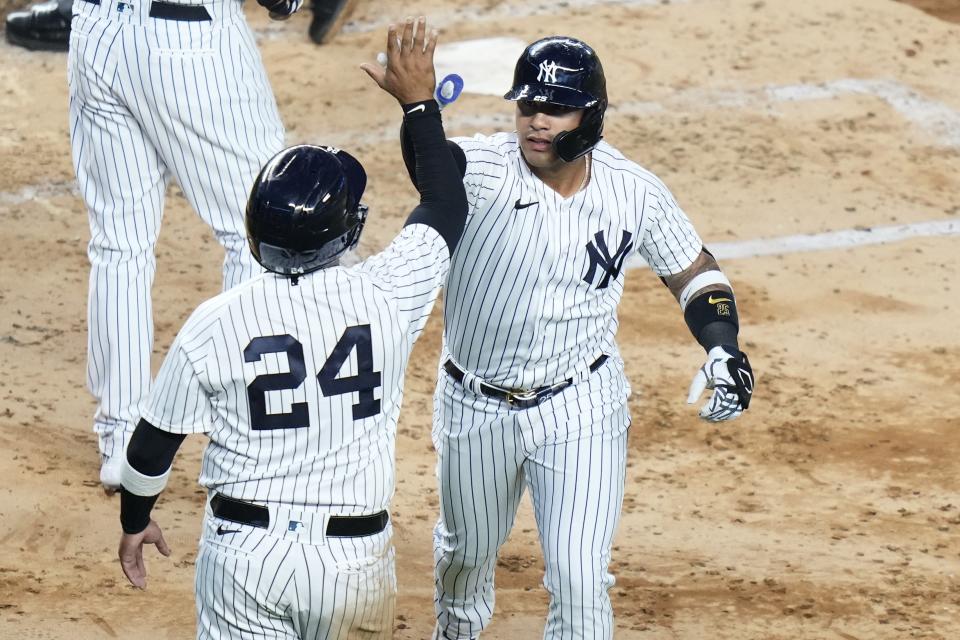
[515,101,585,169]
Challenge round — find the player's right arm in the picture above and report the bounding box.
[117,420,179,588]
[117,324,214,588]
[399,129,467,194]
[362,16,469,253]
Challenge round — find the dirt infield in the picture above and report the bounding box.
[1,0,958,638]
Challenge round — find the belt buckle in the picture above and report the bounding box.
[506,385,558,409]
[506,388,538,408]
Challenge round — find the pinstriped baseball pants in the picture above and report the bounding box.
[196,502,396,639]
[67,0,284,454]
[432,357,631,639]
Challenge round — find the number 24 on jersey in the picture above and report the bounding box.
[243,325,382,430]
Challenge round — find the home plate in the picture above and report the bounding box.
[435,37,528,97]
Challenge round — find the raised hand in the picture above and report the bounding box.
[360,16,438,105]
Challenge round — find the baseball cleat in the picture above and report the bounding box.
[98,427,129,496]
[100,453,123,496]
[308,0,359,45]
[5,0,71,52]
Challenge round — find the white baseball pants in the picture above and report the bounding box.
[432,356,631,639]
[196,502,396,639]
[68,0,284,453]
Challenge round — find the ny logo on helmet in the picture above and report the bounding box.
[537,60,581,84]
[583,230,634,290]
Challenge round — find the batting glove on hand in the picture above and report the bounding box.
[686,345,754,422]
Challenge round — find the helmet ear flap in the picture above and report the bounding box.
[553,104,605,162]
[327,148,367,211]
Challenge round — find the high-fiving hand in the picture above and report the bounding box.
[361,16,438,106]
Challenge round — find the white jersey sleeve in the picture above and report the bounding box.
[635,177,703,276]
[141,324,214,435]
[452,134,511,215]
[356,223,450,341]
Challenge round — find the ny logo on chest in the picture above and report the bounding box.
[583,230,634,290]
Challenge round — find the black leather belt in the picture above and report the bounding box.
[82,0,212,21]
[210,493,389,538]
[443,355,609,409]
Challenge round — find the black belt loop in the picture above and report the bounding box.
[210,493,389,537]
[443,355,609,410]
[149,1,211,22]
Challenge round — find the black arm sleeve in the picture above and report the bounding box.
[399,100,469,252]
[127,418,187,474]
[401,127,467,189]
[119,419,187,534]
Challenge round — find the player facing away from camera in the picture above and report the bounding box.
[397,35,756,638]
[115,19,467,639]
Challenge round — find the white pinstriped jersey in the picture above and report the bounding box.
[142,224,448,512]
[444,133,703,389]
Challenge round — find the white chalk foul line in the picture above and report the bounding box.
[0,181,78,206]
[301,76,960,153]
[1,179,954,263]
[767,79,960,148]
[594,79,960,148]
[625,219,960,268]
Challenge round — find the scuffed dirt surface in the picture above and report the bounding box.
[1,0,958,638]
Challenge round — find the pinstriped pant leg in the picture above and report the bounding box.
[432,374,527,639]
[140,16,284,293]
[69,16,168,447]
[525,405,629,640]
[293,530,396,639]
[195,521,298,640]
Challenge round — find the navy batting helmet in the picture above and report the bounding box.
[504,36,608,162]
[246,145,368,276]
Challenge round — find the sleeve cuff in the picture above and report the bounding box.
[401,99,441,119]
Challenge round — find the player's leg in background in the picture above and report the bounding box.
[142,7,285,292]
[69,12,169,489]
[431,374,528,639]
[524,401,630,640]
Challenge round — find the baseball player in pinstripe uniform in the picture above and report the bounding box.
[397,36,755,638]
[115,19,467,638]
[68,0,316,494]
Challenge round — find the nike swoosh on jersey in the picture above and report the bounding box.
[405,104,426,115]
[514,199,538,210]
[708,295,732,304]
[216,525,242,535]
